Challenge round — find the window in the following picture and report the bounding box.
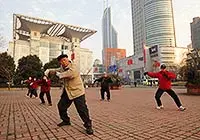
[61,45,68,50]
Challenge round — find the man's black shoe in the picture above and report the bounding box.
[57,121,71,127]
[86,127,94,135]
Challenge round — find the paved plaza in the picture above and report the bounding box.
[0,87,200,140]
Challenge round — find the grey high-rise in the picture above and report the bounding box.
[131,0,177,66]
[102,7,118,49]
[191,17,200,49]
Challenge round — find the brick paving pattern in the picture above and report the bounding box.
[0,87,200,140]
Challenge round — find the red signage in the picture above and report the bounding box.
[127,59,133,65]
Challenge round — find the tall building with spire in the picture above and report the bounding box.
[102,2,121,71]
[102,7,118,49]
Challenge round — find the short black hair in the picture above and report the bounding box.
[57,54,68,61]
[160,64,166,69]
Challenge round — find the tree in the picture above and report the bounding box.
[178,65,187,81]
[185,49,200,87]
[109,73,121,89]
[43,58,60,70]
[0,52,15,89]
[14,55,43,85]
[43,58,61,86]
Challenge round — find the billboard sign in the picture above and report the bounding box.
[149,45,159,57]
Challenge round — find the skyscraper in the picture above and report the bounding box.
[191,17,200,49]
[131,0,146,56]
[131,0,176,66]
[102,7,118,49]
[102,5,119,70]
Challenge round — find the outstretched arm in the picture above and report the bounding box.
[146,72,160,78]
[44,68,61,77]
[94,77,102,83]
[56,67,78,80]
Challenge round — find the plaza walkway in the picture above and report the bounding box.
[0,87,200,140]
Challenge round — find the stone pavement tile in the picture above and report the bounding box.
[170,138,183,140]
[38,134,48,139]
[16,136,32,140]
[190,135,200,140]
[0,88,200,139]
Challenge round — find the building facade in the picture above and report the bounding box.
[117,46,189,82]
[117,55,144,83]
[103,48,126,72]
[131,0,177,67]
[93,59,105,81]
[131,0,146,55]
[191,17,200,49]
[8,14,96,78]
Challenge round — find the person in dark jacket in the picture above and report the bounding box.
[93,73,113,101]
[37,75,52,106]
[144,64,186,111]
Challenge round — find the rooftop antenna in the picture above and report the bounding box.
[103,0,109,10]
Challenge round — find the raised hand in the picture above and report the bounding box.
[144,72,148,75]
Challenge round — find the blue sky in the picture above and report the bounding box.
[0,0,200,62]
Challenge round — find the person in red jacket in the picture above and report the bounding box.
[24,76,32,96]
[37,75,52,106]
[144,64,186,111]
[30,77,38,98]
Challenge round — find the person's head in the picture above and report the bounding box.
[33,77,37,81]
[57,54,70,68]
[103,72,108,77]
[28,76,32,80]
[160,64,166,70]
[43,75,48,80]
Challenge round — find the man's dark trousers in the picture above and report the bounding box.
[57,89,92,127]
[155,88,182,107]
[100,87,110,100]
[39,91,52,104]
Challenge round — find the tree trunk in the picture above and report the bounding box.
[7,77,11,91]
[8,83,11,90]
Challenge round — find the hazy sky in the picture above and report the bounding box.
[0,0,200,62]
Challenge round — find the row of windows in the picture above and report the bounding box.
[145,4,171,12]
[144,0,170,6]
[147,43,174,48]
[146,25,174,33]
[146,36,175,45]
[145,18,174,26]
[145,4,172,16]
[144,0,171,8]
[146,34,174,40]
[145,8,172,20]
[145,15,172,23]
[145,9,172,19]
[161,52,174,55]
[146,24,174,31]
[146,29,174,36]
[146,33,174,40]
